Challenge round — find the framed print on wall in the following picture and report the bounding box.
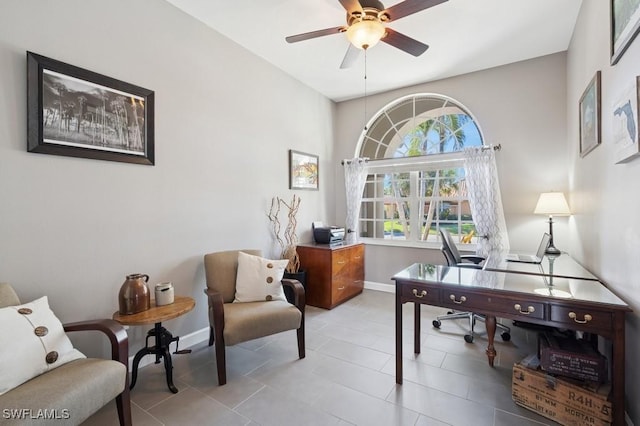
[611,0,640,65]
[27,51,155,165]
[579,71,601,158]
[612,76,640,163]
[289,150,319,190]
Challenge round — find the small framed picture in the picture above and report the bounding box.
[289,150,318,190]
[612,76,640,163]
[27,51,155,165]
[579,71,601,158]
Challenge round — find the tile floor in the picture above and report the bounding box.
[86,289,554,426]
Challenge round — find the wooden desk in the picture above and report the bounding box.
[393,264,631,426]
[113,296,195,393]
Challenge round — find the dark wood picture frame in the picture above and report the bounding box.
[27,51,155,165]
[611,0,640,65]
[579,71,601,158]
[289,150,319,190]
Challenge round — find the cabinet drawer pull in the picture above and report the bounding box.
[337,286,345,291]
[412,289,427,298]
[449,294,466,304]
[514,304,535,314]
[337,261,346,265]
[568,312,592,324]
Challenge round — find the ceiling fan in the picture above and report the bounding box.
[285,0,448,68]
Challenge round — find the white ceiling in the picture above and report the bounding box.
[166,0,583,102]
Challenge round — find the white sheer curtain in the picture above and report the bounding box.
[463,147,510,260]
[343,158,368,244]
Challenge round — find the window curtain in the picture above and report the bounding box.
[462,147,510,259]
[343,158,368,244]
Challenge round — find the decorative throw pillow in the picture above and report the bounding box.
[0,296,86,395]
[234,251,289,303]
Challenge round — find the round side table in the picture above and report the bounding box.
[113,296,195,393]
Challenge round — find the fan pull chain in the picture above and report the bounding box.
[363,48,368,131]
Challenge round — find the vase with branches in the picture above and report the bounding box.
[267,194,301,273]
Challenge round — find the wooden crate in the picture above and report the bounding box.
[539,332,607,383]
[512,362,612,425]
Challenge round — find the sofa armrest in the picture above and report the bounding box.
[63,319,129,367]
[63,319,132,425]
[281,279,305,312]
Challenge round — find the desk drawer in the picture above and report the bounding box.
[401,284,440,304]
[440,291,546,321]
[332,250,349,275]
[491,299,546,321]
[550,305,612,332]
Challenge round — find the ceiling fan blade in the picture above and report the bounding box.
[340,44,362,69]
[338,0,363,15]
[383,0,448,22]
[285,26,345,43]
[382,27,429,56]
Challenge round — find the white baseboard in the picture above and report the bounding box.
[127,326,210,370]
[363,280,395,293]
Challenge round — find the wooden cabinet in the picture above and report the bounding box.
[297,242,364,309]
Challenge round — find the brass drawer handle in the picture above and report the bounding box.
[337,261,346,265]
[338,286,345,291]
[568,312,592,324]
[412,289,427,298]
[514,304,535,314]
[449,294,466,304]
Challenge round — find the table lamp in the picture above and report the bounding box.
[534,192,570,255]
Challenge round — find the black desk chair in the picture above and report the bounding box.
[433,229,511,343]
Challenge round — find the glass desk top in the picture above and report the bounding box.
[392,263,629,308]
[484,253,598,281]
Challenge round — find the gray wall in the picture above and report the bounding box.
[334,52,570,285]
[0,0,336,354]
[567,2,640,422]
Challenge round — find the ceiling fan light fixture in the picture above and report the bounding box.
[346,19,385,50]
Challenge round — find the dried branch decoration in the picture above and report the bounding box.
[267,195,301,273]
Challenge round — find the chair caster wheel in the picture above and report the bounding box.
[447,311,454,315]
[432,320,441,328]
[501,332,511,342]
[464,334,474,343]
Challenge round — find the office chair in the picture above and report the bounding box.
[433,229,511,343]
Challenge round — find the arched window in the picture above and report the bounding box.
[356,93,484,246]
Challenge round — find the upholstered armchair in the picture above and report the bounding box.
[0,283,132,426]
[203,249,305,386]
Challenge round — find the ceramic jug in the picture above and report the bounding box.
[118,273,150,314]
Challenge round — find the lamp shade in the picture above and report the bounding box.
[534,192,570,216]
[346,20,385,50]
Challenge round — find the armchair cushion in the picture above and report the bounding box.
[234,251,288,303]
[223,300,302,346]
[0,296,85,395]
[1,358,126,425]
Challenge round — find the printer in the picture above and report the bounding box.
[312,222,345,244]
